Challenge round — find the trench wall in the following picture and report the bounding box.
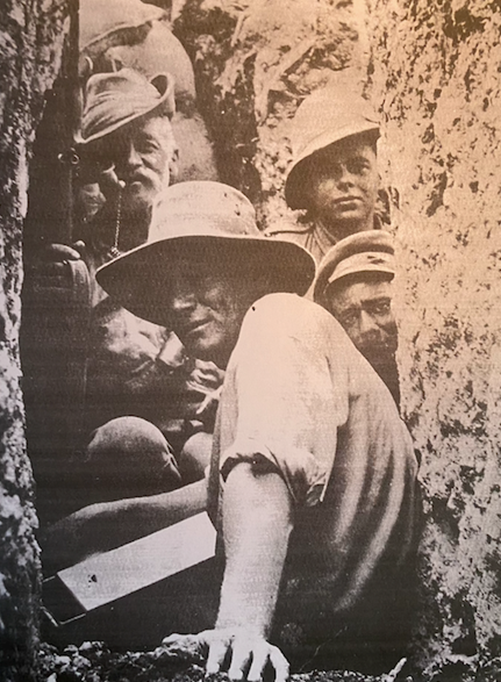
[0,1,69,679]
[365,0,501,674]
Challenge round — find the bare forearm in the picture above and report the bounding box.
[216,463,293,637]
[43,478,207,572]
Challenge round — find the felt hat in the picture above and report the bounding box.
[285,86,380,210]
[96,181,316,326]
[77,68,175,144]
[313,230,395,304]
[79,0,196,103]
[79,0,165,53]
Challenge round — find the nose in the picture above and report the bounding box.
[358,310,381,342]
[167,277,198,317]
[337,164,356,189]
[123,140,142,170]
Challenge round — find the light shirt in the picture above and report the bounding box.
[210,293,418,616]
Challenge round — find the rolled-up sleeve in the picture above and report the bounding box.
[217,294,349,507]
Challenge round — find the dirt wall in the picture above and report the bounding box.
[174,0,365,227]
[365,0,501,676]
[0,1,69,679]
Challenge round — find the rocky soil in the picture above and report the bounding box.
[36,639,501,682]
[37,640,394,682]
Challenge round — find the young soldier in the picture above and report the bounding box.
[266,85,381,264]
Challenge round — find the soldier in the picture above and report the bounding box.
[79,0,218,183]
[266,85,382,264]
[37,71,222,538]
[313,230,400,406]
[74,67,179,279]
[95,181,420,675]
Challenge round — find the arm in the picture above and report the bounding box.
[203,462,293,682]
[42,478,207,573]
[217,462,292,635]
[89,306,183,401]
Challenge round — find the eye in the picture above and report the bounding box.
[339,310,359,327]
[141,143,159,155]
[368,300,391,316]
[346,157,372,174]
[136,136,161,154]
[313,158,342,180]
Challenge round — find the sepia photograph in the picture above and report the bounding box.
[1,1,500,680]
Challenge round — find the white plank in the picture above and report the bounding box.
[57,512,217,611]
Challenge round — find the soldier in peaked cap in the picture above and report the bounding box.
[94,181,420,677]
[314,230,400,405]
[266,85,382,264]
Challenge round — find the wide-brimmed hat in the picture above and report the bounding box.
[77,68,175,144]
[79,0,165,53]
[96,181,316,326]
[313,230,395,304]
[285,86,380,210]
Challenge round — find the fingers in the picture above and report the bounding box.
[206,633,230,675]
[162,630,289,682]
[72,240,86,257]
[243,643,267,682]
[161,632,184,646]
[44,243,82,261]
[227,636,255,680]
[240,642,289,682]
[268,645,290,682]
[206,632,290,682]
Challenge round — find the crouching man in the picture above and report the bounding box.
[97,181,421,678]
[314,230,400,407]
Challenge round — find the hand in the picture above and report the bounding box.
[43,241,85,262]
[25,242,87,292]
[162,629,290,682]
[31,242,86,288]
[98,166,125,201]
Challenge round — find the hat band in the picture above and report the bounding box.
[326,251,395,286]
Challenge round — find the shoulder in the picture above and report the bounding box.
[240,293,336,345]
[246,291,321,317]
[264,217,314,239]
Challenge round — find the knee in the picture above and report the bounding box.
[86,417,181,500]
[178,431,213,482]
[88,417,169,461]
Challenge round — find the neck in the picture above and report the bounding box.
[318,212,375,242]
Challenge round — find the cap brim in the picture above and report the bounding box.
[96,235,316,327]
[285,122,380,210]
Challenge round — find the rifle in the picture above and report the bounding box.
[22,0,92,526]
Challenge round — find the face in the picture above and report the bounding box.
[324,275,397,363]
[161,261,253,368]
[304,137,379,238]
[93,114,178,212]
